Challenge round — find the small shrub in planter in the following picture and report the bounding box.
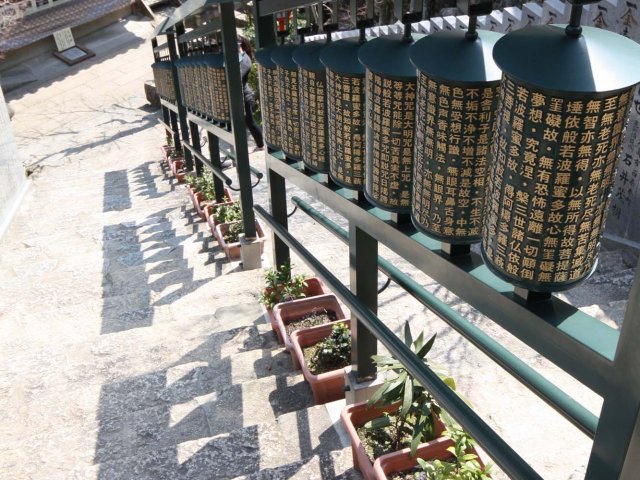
[341,322,456,479]
[214,220,265,261]
[273,294,346,366]
[291,320,351,404]
[374,424,491,480]
[258,260,329,342]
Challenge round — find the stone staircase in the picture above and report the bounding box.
[0,132,359,478]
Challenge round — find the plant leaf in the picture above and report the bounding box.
[416,333,437,359]
[400,375,412,417]
[404,321,413,347]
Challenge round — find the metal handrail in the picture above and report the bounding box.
[291,195,599,438]
[183,140,233,185]
[255,204,543,480]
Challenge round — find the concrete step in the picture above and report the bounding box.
[66,405,358,480]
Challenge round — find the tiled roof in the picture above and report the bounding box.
[0,0,134,53]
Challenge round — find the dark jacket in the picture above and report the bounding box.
[239,53,254,103]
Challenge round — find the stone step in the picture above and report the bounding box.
[65,405,358,480]
[0,304,275,393]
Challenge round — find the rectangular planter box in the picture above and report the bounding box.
[291,319,350,404]
[215,221,265,261]
[273,294,347,368]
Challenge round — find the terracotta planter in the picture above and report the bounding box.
[262,277,329,342]
[205,200,237,233]
[214,221,265,261]
[161,145,173,162]
[273,294,346,368]
[291,319,350,404]
[373,437,486,480]
[341,401,446,480]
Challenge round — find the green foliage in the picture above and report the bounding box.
[169,149,183,159]
[216,202,242,224]
[312,322,351,368]
[364,322,456,456]
[185,172,197,188]
[259,260,308,309]
[415,425,492,480]
[224,221,244,243]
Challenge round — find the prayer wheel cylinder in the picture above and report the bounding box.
[255,46,282,150]
[409,30,503,244]
[358,34,423,213]
[272,44,303,161]
[293,41,329,173]
[206,52,231,124]
[483,24,640,291]
[320,37,368,189]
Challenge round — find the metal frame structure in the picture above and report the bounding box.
[252,0,640,478]
[152,0,263,261]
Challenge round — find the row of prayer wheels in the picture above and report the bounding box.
[175,54,230,123]
[256,24,640,293]
[151,61,177,104]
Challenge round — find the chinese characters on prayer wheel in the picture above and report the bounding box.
[410,30,502,244]
[256,46,282,150]
[207,53,231,123]
[272,44,303,161]
[483,24,640,291]
[293,41,330,173]
[359,34,423,213]
[320,37,368,189]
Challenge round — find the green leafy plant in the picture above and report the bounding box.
[169,149,183,159]
[216,202,242,224]
[308,322,351,373]
[223,221,244,243]
[185,172,197,188]
[259,260,308,309]
[362,322,456,457]
[416,425,492,480]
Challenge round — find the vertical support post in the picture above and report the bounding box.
[268,168,290,268]
[586,260,640,479]
[253,0,276,49]
[189,120,203,177]
[167,27,193,172]
[349,223,378,381]
[169,110,181,152]
[220,2,258,240]
[207,131,226,203]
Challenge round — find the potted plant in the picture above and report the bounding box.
[373,424,491,480]
[168,149,185,182]
[273,294,346,367]
[291,320,351,404]
[258,260,329,341]
[161,135,174,160]
[341,322,454,480]
[215,220,265,261]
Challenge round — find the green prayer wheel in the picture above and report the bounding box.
[206,52,230,124]
[320,36,368,190]
[359,34,423,213]
[255,46,282,150]
[272,44,303,161]
[293,40,330,173]
[410,30,503,244]
[482,23,640,292]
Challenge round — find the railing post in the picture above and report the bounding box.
[169,110,181,152]
[586,260,640,479]
[349,223,378,381]
[207,131,226,204]
[189,120,203,177]
[219,1,257,240]
[167,27,193,172]
[268,168,289,268]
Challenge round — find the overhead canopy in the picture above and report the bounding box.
[162,0,231,33]
[152,16,173,37]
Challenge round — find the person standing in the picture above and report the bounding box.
[238,36,264,152]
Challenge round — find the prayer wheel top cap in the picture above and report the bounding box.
[271,43,299,70]
[292,40,327,72]
[202,53,224,67]
[358,34,425,79]
[320,36,367,76]
[410,29,502,84]
[493,24,640,94]
[255,45,277,68]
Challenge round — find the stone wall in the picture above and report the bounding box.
[0,86,27,239]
